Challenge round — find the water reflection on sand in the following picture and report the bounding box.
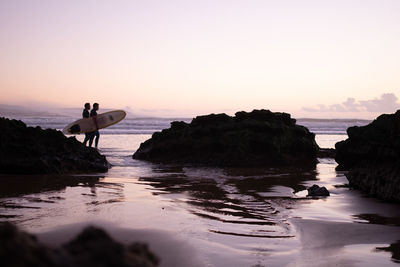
[138,165,317,240]
[1,134,400,266]
[0,174,125,228]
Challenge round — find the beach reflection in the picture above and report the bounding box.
[0,174,125,227]
[376,241,400,263]
[0,174,102,198]
[139,165,317,238]
[353,213,400,227]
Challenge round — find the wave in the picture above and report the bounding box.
[3,115,371,135]
[296,118,370,135]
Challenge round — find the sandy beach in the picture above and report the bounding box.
[36,221,205,267]
[0,133,399,266]
[34,218,400,267]
[290,218,400,267]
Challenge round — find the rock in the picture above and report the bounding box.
[0,221,55,267]
[63,226,159,267]
[133,109,319,168]
[0,117,110,174]
[317,148,336,158]
[307,184,330,196]
[335,110,400,202]
[0,222,159,267]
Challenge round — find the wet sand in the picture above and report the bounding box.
[34,217,400,267]
[1,134,400,266]
[290,218,400,266]
[37,221,204,267]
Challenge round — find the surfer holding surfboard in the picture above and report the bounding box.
[82,103,92,146]
[62,104,127,149]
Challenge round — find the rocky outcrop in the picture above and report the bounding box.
[0,222,159,267]
[0,117,109,174]
[307,184,330,197]
[133,109,319,168]
[335,110,400,202]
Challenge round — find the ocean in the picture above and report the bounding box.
[7,114,370,147]
[2,114,400,266]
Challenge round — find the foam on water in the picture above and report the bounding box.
[4,114,371,137]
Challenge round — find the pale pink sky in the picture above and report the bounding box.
[0,0,399,118]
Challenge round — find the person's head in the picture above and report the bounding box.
[84,103,90,110]
[93,103,99,110]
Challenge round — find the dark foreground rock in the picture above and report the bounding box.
[133,109,319,168]
[0,117,109,174]
[335,110,400,202]
[0,222,159,267]
[307,184,330,196]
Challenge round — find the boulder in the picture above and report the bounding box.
[0,222,159,267]
[335,110,400,202]
[307,184,330,196]
[133,109,319,168]
[0,117,109,174]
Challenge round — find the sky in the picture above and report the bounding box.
[0,0,399,118]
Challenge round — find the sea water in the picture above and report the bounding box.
[11,115,369,138]
[2,115,400,266]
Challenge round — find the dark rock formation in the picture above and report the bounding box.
[0,222,159,267]
[307,184,330,196]
[0,117,109,174]
[133,109,319,168]
[317,148,336,158]
[335,110,400,202]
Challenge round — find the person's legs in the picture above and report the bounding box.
[94,131,100,148]
[88,132,95,147]
[83,133,90,146]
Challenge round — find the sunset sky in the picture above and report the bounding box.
[0,0,399,118]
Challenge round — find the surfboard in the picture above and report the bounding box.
[63,110,126,134]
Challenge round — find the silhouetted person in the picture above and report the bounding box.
[82,103,91,146]
[89,103,100,149]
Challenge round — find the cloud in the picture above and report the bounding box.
[342,97,360,112]
[360,93,400,112]
[303,93,400,113]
